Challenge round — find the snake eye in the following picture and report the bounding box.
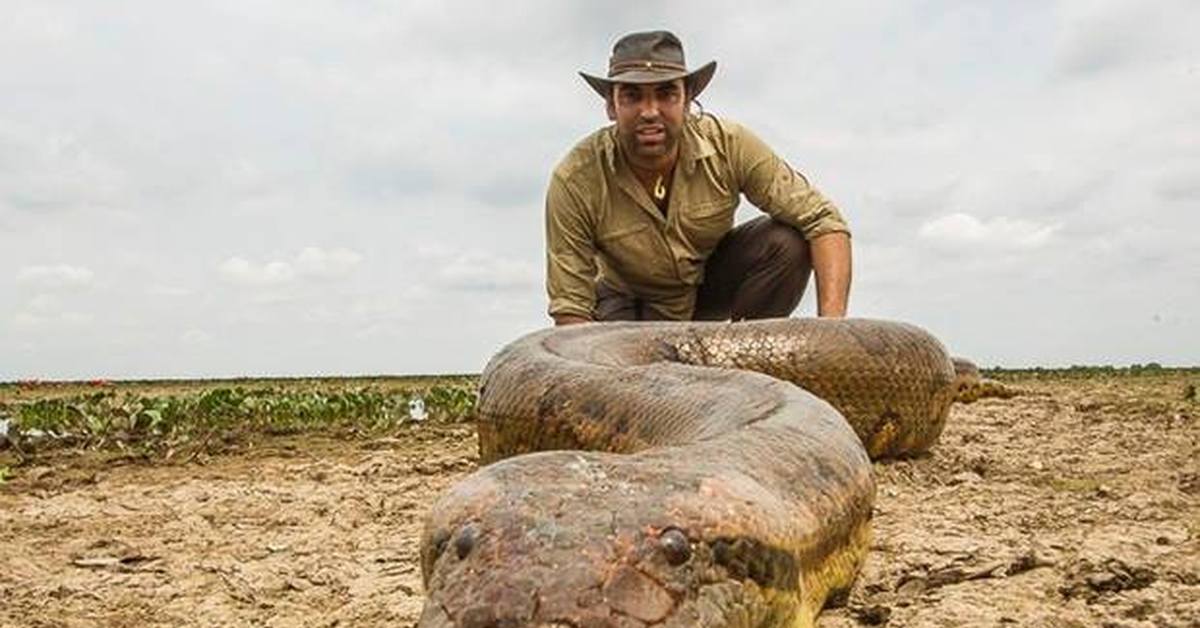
[454,523,479,560]
[658,527,691,566]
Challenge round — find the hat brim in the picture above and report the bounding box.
[580,60,717,100]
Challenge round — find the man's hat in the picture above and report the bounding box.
[580,30,717,100]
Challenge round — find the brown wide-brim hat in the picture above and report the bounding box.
[580,30,717,100]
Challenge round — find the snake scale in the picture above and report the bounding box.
[417,318,982,627]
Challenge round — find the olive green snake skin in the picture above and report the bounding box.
[417,318,996,627]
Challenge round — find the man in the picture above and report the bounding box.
[546,30,851,325]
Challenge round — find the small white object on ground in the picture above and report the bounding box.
[407,397,428,422]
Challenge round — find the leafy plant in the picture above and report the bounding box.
[0,380,479,459]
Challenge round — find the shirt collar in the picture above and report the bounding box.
[680,116,716,175]
[602,125,618,173]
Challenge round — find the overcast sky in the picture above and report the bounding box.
[2,0,1197,380]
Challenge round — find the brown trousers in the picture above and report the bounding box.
[595,216,812,322]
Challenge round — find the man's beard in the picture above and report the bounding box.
[620,121,679,161]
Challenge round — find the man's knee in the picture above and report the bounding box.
[758,220,811,266]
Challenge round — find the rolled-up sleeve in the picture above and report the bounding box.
[545,174,598,319]
[731,124,850,239]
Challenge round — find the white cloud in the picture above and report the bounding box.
[180,329,212,345]
[26,293,60,313]
[146,285,193,297]
[16,264,94,289]
[439,252,539,291]
[918,213,1060,251]
[218,246,362,286]
[1051,0,1191,79]
[0,123,126,213]
[1053,4,1146,77]
[10,293,92,331]
[11,310,92,330]
[218,256,295,286]
[0,5,77,64]
[1155,167,1200,201]
[295,246,363,279]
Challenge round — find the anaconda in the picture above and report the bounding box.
[417,318,985,627]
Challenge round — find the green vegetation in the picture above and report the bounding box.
[0,381,477,460]
[982,364,1199,380]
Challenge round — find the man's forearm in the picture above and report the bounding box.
[810,231,852,317]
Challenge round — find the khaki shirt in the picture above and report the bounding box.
[546,114,849,320]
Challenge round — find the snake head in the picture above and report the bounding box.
[415,447,858,627]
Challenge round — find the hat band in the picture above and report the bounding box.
[608,59,687,76]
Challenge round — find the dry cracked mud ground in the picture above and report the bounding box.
[1,373,1197,627]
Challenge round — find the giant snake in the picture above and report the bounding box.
[416,318,996,627]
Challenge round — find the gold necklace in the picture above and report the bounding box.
[653,174,667,201]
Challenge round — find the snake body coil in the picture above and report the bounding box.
[418,319,965,627]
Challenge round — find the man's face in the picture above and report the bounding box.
[607,78,687,163]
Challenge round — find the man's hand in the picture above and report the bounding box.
[809,231,852,318]
[552,313,592,326]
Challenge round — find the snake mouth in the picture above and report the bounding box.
[600,564,677,623]
[419,565,676,627]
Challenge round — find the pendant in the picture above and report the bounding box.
[653,175,667,201]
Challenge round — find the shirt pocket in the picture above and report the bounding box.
[680,198,736,254]
[596,222,671,285]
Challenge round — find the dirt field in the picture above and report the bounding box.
[1,373,1197,627]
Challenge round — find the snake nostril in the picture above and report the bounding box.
[658,527,691,566]
[431,529,451,558]
[454,523,479,559]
